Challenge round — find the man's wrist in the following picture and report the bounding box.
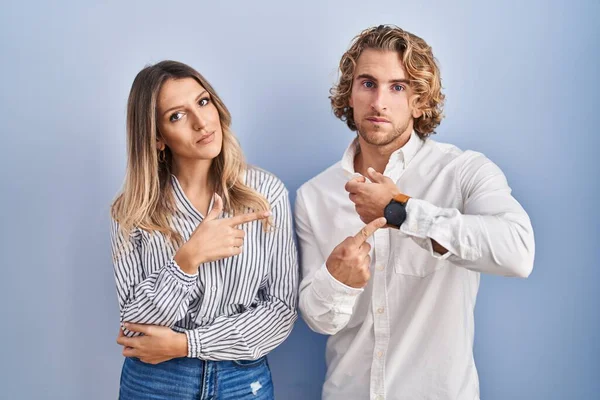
[384,192,411,229]
[381,188,402,221]
[392,193,411,204]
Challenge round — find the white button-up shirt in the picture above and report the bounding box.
[295,132,535,400]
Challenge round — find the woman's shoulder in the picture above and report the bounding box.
[110,216,146,242]
[244,166,288,202]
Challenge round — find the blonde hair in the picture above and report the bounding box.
[330,25,445,137]
[111,60,270,247]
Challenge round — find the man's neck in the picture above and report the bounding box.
[354,131,411,176]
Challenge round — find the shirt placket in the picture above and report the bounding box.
[369,160,404,400]
[195,263,222,325]
[370,229,390,400]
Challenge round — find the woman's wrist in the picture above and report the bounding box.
[172,332,189,358]
[174,244,202,275]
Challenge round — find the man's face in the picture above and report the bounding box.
[349,48,422,147]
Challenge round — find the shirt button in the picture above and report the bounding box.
[377,307,385,314]
[377,351,383,358]
[376,265,384,271]
[376,395,384,400]
[211,286,217,292]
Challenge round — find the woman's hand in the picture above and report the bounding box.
[116,323,188,365]
[174,193,270,274]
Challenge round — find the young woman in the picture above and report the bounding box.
[110,60,298,399]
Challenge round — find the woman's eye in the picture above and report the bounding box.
[363,81,375,88]
[199,98,210,106]
[393,85,405,92]
[169,112,183,122]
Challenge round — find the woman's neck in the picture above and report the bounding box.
[172,158,215,215]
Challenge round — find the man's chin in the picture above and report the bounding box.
[359,131,397,146]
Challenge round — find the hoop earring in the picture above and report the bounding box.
[158,149,166,163]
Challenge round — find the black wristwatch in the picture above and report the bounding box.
[384,193,411,228]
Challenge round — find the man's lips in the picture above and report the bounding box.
[366,117,390,123]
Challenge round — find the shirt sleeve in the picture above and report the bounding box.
[295,189,363,335]
[399,152,535,277]
[110,219,198,336]
[184,190,299,360]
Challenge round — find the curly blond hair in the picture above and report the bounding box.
[330,25,445,137]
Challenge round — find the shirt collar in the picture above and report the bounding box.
[340,130,424,176]
[171,174,204,220]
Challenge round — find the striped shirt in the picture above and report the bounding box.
[110,167,298,360]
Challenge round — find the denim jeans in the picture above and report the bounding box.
[119,355,274,399]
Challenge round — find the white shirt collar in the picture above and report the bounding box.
[340,130,424,176]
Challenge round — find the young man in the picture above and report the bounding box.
[295,25,535,400]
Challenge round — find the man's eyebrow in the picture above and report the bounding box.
[356,73,378,82]
[355,74,410,85]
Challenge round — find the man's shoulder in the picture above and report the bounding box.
[422,137,490,166]
[423,137,464,158]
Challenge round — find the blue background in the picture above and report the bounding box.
[1,0,598,399]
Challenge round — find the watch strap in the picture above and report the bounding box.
[392,193,411,205]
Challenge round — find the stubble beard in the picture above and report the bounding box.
[356,119,410,147]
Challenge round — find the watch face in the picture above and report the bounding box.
[384,201,407,227]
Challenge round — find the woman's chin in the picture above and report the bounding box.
[197,144,222,161]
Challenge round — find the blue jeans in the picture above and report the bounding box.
[119,356,274,399]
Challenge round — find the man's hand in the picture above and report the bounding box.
[347,168,448,255]
[116,323,188,365]
[345,167,401,224]
[326,217,387,288]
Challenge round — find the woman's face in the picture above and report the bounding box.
[155,77,223,163]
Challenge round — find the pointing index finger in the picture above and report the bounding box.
[228,210,271,227]
[352,217,387,245]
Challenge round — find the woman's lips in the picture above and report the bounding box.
[197,131,215,144]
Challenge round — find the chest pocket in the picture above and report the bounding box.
[389,234,446,277]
